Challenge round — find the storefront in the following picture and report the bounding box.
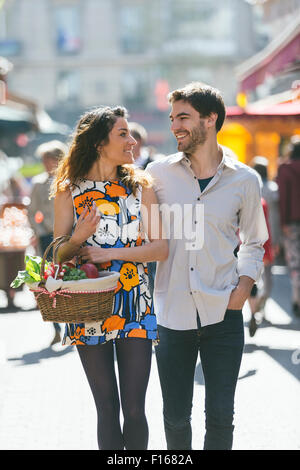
[219,98,300,179]
[218,14,300,179]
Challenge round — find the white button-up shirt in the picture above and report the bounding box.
[146,147,269,329]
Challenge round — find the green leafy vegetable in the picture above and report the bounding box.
[10,255,49,288]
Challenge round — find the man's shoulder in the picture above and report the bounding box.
[31,171,49,186]
[225,156,261,184]
[146,153,182,173]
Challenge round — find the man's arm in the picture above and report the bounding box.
[228,173,269,309]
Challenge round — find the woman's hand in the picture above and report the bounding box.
[79,246,113,264]
[71,203,101,246]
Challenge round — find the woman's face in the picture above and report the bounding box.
[98,117,137,165]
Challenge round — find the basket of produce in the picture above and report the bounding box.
[10,235,120,323]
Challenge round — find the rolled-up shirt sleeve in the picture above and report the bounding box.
[237,173,269,282]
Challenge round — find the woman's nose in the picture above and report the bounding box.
[129,135,137,146]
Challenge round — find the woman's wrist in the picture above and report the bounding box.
[108,247,118,261]
[69,235,83,248]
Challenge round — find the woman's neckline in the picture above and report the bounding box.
[81,178,120,183]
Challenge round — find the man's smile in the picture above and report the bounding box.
[175,132,189,141]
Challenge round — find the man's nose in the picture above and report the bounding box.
[170,120,180,132]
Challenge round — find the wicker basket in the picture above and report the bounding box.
[31,235,119,323]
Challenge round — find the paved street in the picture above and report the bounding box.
[0,266,299,450]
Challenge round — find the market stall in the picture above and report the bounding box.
[0,202,34,308]
[218,98,300,179]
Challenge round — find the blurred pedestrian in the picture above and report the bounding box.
[251,156,280,257]
[28,140,67,345]
[128,122,152,169]
[147,82,268,450]
[247,156,280,336]
[277,136,300,317]
[248,197,274,336]
[0,149,30,204]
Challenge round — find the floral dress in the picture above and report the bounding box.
[62,179,158,346]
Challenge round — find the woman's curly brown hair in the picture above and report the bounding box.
[50,106,152,198]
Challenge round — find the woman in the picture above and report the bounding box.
[50,106,168,450]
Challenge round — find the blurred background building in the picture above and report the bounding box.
[0,0,299,163]
[220,0,300,178]
[0,0,266,155]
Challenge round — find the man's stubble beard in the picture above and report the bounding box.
[179,121,207,157]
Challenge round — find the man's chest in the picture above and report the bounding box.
[155,169,242,226]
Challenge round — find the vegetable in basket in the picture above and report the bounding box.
[10,255,100,289]
[80,263,99,279]
[10,254,48,288]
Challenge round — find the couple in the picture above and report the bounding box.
[51,82,268,451]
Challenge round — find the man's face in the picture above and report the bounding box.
[169,100,207,154]
[43,156,59,175]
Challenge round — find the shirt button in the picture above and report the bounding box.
[197,197,200,201]
[191,267,194,271]
[194,176,197,179]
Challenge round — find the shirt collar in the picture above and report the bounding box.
[221,147,239,171]
[169,146,238,171]
[168,152,186,165]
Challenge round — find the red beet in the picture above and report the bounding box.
[80,263,99,279]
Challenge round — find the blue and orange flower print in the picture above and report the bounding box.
[62,179,158,346]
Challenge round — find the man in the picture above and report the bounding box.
[277,136,300,317]
[251,156,280,255]
[247,156,280,336]
[146,82,268,450]
[28,140,67,345]
[128,122,152,169]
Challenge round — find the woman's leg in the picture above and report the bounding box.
[115,338,152,450]
[76,342,124,450]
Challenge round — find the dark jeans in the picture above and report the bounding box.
[155,309,244,450]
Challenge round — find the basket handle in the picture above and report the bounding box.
[40,235,71,278]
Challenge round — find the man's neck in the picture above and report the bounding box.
[187,140,223,179]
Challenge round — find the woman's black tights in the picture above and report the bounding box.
[76,338,152,450]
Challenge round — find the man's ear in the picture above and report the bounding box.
[207,113,218,129]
